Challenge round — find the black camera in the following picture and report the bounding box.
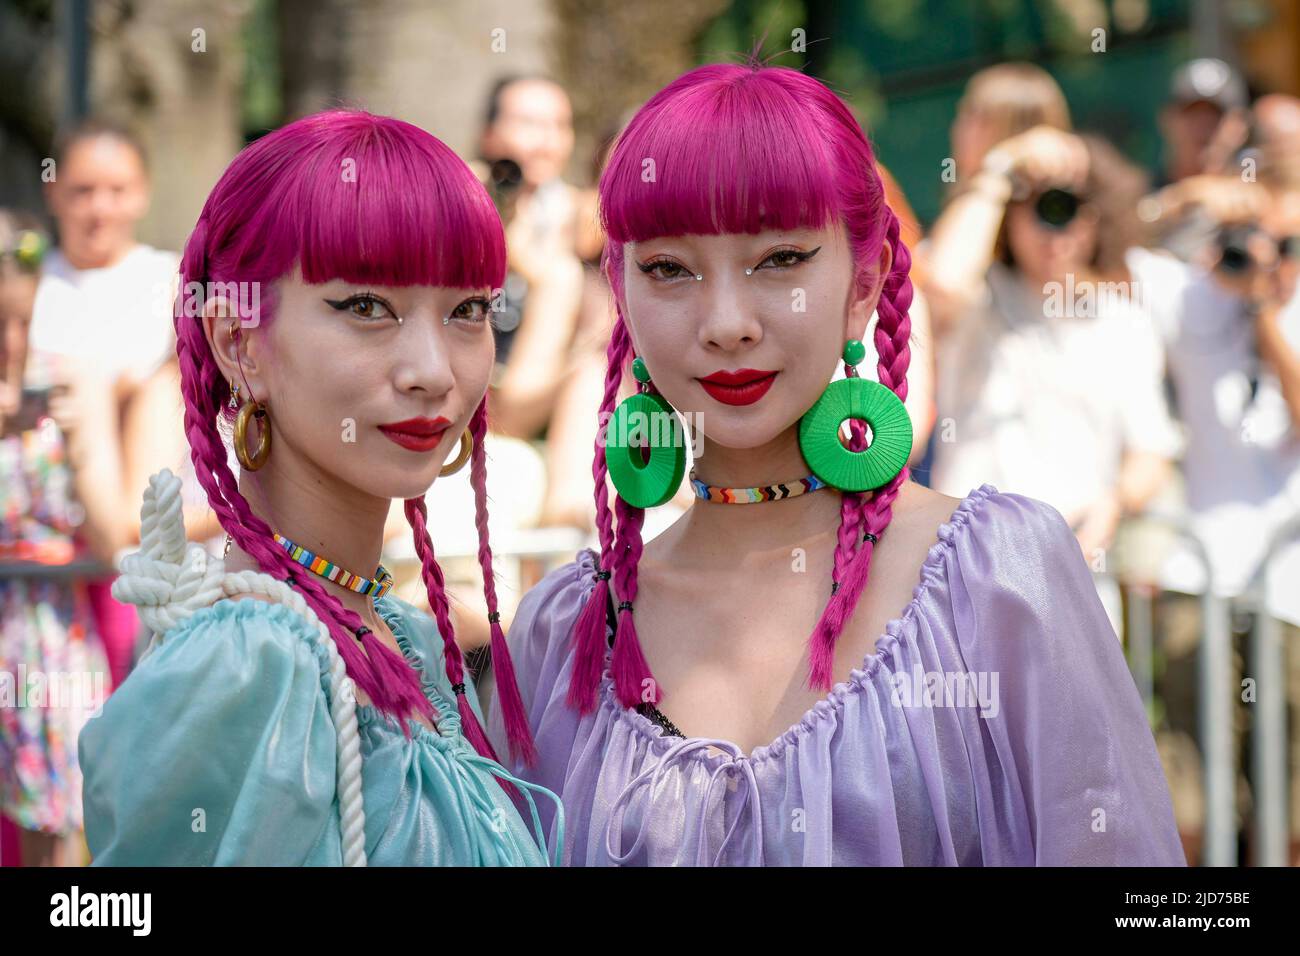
[1216,225,1300,275]
[485,157,523,222]
[1217,226,1256,274]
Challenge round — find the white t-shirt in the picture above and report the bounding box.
[1132,246,1300,624]
[930,260,1183,523]
[31,244,180,386]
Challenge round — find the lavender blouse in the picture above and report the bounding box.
[488,485,1187,866]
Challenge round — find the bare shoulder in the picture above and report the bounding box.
[220,550,290,607]
[889,481,968,542]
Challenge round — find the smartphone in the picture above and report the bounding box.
[1,385,56,435]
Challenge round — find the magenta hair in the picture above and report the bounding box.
[567,62,915,712]
[175,109,536,764]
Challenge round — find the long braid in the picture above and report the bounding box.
[403,495,500,762]
[465,397,537,765]
[806,206,914,688]
[610,489,655,707]
[829,387,870,605]
[565,310,632,712]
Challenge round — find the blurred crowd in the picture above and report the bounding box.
[2,55,1299,867]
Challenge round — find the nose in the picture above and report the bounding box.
[696,272,764,353]
[393,309,457,399]
[89,186,116,219]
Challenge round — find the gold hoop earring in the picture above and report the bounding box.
[439,429,473,477]
[233,399,272,471]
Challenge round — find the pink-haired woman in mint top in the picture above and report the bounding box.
[79,110,560,866]
[487,61,1185,867]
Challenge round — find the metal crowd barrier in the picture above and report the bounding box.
[1242,513,1300,867]
[1117,509,1299,867]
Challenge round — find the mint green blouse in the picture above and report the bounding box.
[79,592,562,866]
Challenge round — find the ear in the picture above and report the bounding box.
[200,295,268,401]
[845,237,894,346]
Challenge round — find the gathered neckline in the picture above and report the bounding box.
[582,482,1001,767]
[361,592,464,746]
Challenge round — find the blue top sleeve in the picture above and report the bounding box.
[79,598,340,865]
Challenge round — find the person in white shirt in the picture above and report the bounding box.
[1133,179,1300,863]
[29,119,196,692]
[925,127,1180,631]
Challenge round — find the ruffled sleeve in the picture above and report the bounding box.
[951,492,1186,865]
[79,598,339,865]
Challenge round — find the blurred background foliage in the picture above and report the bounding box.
[0,0,1292,243]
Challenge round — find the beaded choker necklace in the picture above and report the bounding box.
[271,531,395,598]
[688,467,829,504]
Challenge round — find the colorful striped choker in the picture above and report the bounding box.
[689,467,829,504]
[273,532,395,598]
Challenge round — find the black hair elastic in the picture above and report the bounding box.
[831,580,841,595]
[354,626,372,641]
[487,611,501,623]
[863,531,879,544]
[617,601,634,613]
[595,568,611,581]
[451,682,466,695]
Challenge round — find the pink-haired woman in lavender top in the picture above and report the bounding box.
[488,62,1185,867]
[78,110,561,866]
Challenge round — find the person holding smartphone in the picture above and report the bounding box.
[0,211,112,867]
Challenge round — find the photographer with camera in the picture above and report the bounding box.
[925,125,1182,634]
[472,76,628,537]
[476,75,586,441]
[1136,175,1300,863]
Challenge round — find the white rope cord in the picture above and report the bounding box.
[111,468,368,867]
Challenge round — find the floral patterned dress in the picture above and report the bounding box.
[0,413,109,835]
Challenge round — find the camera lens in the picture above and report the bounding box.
[1216,225,1257,274]
[1033,188,1081,229]
[488,158,523,191]
[1218,244,1252,274]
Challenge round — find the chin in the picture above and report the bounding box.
[695,414,792,451]
[354,455,442,502]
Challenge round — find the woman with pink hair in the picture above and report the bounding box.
[78,110,561,865]
[489,62,1185,866]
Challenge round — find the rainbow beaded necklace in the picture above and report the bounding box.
[272,531,395,598]
[688,467,829,504]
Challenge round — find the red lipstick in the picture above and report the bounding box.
[697,368,779,407]
[377,416,452,452]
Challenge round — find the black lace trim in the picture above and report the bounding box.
[603,576,685,738]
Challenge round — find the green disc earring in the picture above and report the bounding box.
[605,356,687,508]
[798,339,912,492]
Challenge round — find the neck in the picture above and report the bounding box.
[63,240,137,271]
[230,452,393,632]
[678,423,845,560]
